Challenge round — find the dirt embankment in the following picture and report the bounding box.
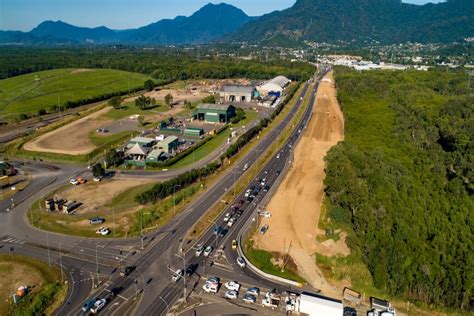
[253,71,348,294]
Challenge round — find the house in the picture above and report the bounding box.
[219,85,255,102]
[193,104,236,123]
[258,76,290,97]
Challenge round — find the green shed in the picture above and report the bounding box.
[184,128,204,138]
[193,104,236,123]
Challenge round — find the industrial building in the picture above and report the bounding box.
[155,135,179,154]
[193,104,236,123]
[219,85,255,102]
[258,76,290,97]
[184,127,204,138]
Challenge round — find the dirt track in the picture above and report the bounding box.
[23,107,112,155]
[253,72,348,293]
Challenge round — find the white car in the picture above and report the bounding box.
[236,257,246,268]
[224,290,238,300]
[90,298,106,314]
[171,269,183,282]
[224,281,240,291]
[258,211,272,218]
[95,227,110,236]
[203,246,213,257]
[202,283,219,294]
[70,178,78,185]
[93,177,101,182]
[276,154,280,159]
[223,213,231,222]
[195,245,205,257]
[227,217,235,227]
[244,189,252,197]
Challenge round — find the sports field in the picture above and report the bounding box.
[0,68,151,119]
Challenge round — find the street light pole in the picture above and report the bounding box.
[173,184,181,216]
[175,253,187,302]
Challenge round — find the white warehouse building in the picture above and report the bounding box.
[258,76,290,97]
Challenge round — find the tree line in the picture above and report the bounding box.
[324,67,473,310]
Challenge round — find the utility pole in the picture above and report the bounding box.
[95,243,100,287]
[175,253,187,302]
[59,242,64,284]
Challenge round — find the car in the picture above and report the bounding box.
[263,185,270,192]
[236,209,243,217]
[195,245,205,257]
[90,298,106,314]
[185,263,198,276]
[259,225,269,235]
[264,169,269,174]
[246,196,253,203]
[206,276,220,284]
[243,294,256,304]
[203,246,213,257]
[225,290,238,300]
[70,178,78,185]
[90,217,105,225]
[171,269,183,282]
[276,154,280,159]
[96,227,110,236]
[223,213,231,222]
[227,218,235,227]
[109,287,123,297]
[237,200,244,207]
[231,240,237,251]
[344,306,358,316]
[276,170,281,175]
[236,257,246,268]
[213,226,224,236]
[77,176,86,184]
[82,298,97,312]
[224,281,240,291]
[244,189,252,197]
[246,287,260,297]
[119,266,135,277]
[202,283,219,294]
[260,179,266,186]
[93,177,102,182]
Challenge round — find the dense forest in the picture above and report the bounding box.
[0,47,314,81]
[324,68,473,310]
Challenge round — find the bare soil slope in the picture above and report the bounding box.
[253,72,348,293]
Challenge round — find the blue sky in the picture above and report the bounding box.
[0,0,445,31]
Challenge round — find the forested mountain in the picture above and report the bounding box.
[232,0,474,44]
[324,69,473,310]
[0,3,252,45]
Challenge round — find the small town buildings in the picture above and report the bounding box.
[219,85,255,102]
[145,149,168,163]
[155,136,179,154]
[184,127,204,138]
[194,104,236,123]
[127,137,156,148]
[258,76,290,97]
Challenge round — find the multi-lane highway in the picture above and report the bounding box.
[0,68,327,315]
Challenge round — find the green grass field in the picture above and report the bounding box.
[103,101,170,120]
[0,68,151,119]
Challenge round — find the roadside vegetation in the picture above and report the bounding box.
[0,254,67,316]
[322,68,473,312]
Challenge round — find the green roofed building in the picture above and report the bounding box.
[184,127,204,138]
[193,104,236,123]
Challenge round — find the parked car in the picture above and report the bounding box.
[70,178,78,185]
[246,287,260,297]
[93,177,102,182]
[82,298,97,312]
[223,213,231,222]
[90,298,106,314]
[202,283,219,294]
[203,246,213,257]
[236,209,243,217]
[224,281,240,291]
[344,307,357,316]
[96,227,110,236]
[227,218,235,227]
[263,185,270,192]
[276,154,280,159]
[258,211,272,218]
[225,290,238,300]
[195,245,205,257]
[231,240,237,251]
[243,294,256,304]
[213,226,224,236]
[259,225,269,235]
[236,257,246,268]
[90,217,105,225]
[244,189,252,197]
[206,276,220,284]
[171,269,183,282]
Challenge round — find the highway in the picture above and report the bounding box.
[0,69,326,315]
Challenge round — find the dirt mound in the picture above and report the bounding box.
[253,71,347,294]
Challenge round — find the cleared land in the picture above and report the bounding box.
[253,72,347,294]
[0,68,150,120]
[0,254,65,315]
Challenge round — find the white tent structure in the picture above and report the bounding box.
[126,143,149,160]
[258,76,290,96]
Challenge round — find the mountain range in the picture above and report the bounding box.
[0,0,472,46]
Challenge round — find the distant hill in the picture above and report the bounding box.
[0,3,252,45]
[231,0,474,44]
